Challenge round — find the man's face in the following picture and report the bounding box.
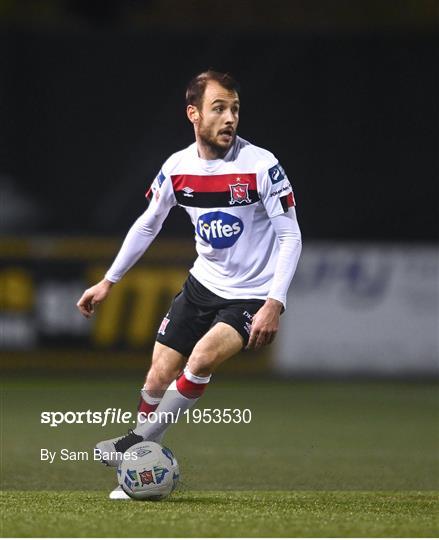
[195,80,240,156]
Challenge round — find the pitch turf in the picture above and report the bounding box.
[1,376,438,536]
[1,490,438,537]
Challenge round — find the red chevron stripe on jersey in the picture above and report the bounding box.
[171,173,257,193]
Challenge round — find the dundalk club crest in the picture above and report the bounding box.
[229,180,251,205]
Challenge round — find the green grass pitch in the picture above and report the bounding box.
[2,491,438,537]
[1,376,438,537]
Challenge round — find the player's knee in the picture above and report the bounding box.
[187,349,217,377]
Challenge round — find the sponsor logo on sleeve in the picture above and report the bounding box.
[146,178,161,201]
[270,183,291,197]
[268,162,287,184]
[156,170,166,187]
[145,170,166,200]
[151,181,161,201]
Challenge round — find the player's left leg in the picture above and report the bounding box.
[186,322,244,375]
[136,341,187,429]
[133,322,243,441]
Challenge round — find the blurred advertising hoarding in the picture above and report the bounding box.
[0,237,269,374]
[0,237,192,352]
[1,238,438,377]
[276,244,439,376]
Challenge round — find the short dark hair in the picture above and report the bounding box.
[186,70,240,109]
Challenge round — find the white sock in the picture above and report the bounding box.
[133,368,211,441]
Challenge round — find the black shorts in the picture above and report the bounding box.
[156,274,265,357]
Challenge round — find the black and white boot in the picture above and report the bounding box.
[95,430,143,467]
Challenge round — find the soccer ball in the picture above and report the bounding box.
[117,441,179,500]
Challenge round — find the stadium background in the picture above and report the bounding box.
[1,1,438,537]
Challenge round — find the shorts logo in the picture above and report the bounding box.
[197,211,244,249]
[229,181,251,205]
[158,317,170,335]
[268,162,286,184]
[244,322,252,335]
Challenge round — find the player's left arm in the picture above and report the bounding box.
[247,209,302,349]
[247,160,302,349]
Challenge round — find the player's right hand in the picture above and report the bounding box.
[76,279,114,318]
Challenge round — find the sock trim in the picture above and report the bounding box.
[183,366,212,384]
[141,388,162,405]
[177,372,209,399]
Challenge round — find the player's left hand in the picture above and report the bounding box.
[246,298,283,350]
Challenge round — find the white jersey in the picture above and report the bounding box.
[143,136,297,301]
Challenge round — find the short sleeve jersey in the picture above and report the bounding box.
[146,136,295,301]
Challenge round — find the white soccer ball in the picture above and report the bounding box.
[117,441,179,500]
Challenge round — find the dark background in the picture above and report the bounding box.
[1,0,438,241]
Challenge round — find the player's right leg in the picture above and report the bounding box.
[95,342,186,467]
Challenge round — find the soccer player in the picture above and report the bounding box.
[77,70,302,498]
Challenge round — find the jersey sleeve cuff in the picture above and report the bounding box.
[266,294,286,310]
[104,272,120,284]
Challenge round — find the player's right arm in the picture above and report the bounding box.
[76,167,177,318]
[76,278,114,318]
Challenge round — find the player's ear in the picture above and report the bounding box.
[187,105,200,125]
